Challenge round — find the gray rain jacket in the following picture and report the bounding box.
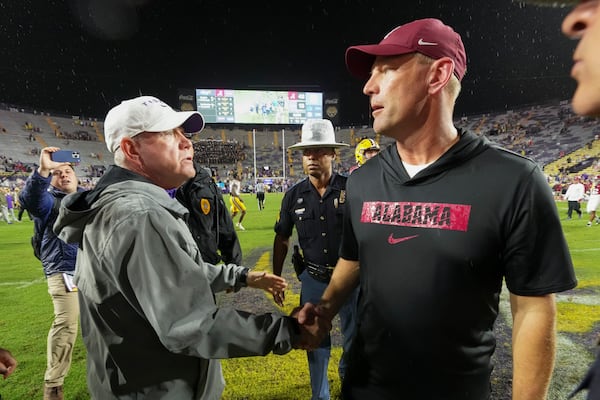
[53,165,298,399]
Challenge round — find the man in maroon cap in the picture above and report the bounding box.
[298,18,577,399]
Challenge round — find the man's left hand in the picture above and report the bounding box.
[247,271,287,295]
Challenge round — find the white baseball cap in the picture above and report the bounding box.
[104,96,205,153]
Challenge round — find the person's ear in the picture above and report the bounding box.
[427,57,454,95]
[120,137,142,163]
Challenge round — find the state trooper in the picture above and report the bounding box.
[272,119,358,400]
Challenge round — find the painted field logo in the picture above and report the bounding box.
[360,201,471,232]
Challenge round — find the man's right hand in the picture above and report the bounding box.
[38,147,71,177]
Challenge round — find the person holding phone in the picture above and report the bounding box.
[19,147,82,400]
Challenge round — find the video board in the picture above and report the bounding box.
[195,89,323,125]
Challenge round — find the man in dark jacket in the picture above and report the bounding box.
[176,162,242,265]
[19,146,81,400]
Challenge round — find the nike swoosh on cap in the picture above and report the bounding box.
[417,38,438,46]
[387,233,419,245]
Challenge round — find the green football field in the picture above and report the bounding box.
[0,194,598,399]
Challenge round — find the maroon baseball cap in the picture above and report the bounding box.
[345,18,467,81]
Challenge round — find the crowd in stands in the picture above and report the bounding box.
[23,116,98,143]
[23,121,42,133]
[59,129,96,141]
[0,155,34,174]
[83,164,106,178]
[192,139,245,165]
[455,101,600,168]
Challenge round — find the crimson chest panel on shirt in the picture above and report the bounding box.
[361,200,470,232]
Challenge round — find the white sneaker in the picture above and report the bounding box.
[237,223,245,231]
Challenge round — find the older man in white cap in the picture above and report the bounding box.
[272,118,357,400]
[52,96,325,399]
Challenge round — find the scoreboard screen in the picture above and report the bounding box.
[195,89,323,125]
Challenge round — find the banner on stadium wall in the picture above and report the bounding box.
[323,92,340,126]
[178,89,196,112]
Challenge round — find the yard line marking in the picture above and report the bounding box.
[0,277,45,288]
[254,251,270,272]
[569,248,600,252]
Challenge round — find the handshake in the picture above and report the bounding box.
[244,270,333,351]
[290,303,333,351]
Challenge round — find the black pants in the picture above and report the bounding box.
[567,200,582,218]
[257,192,265,209]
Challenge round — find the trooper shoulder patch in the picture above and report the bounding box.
[200,198,210,215]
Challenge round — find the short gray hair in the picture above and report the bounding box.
[113,148,125,167]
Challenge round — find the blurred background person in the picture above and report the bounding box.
[229,172,247,230]
[354,137,380,169]
[255,179,266,210]
[564,175,585,219]
[586,178,600,227]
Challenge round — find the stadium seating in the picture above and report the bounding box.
[2,100,599,189]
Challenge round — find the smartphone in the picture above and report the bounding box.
[51,150,81,163]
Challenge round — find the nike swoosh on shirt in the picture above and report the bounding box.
[417,38,438,46]
[387,233,419,245]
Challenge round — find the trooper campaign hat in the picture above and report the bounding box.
[288,119,349,150]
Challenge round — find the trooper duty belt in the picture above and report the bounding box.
[305,260,335,283]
